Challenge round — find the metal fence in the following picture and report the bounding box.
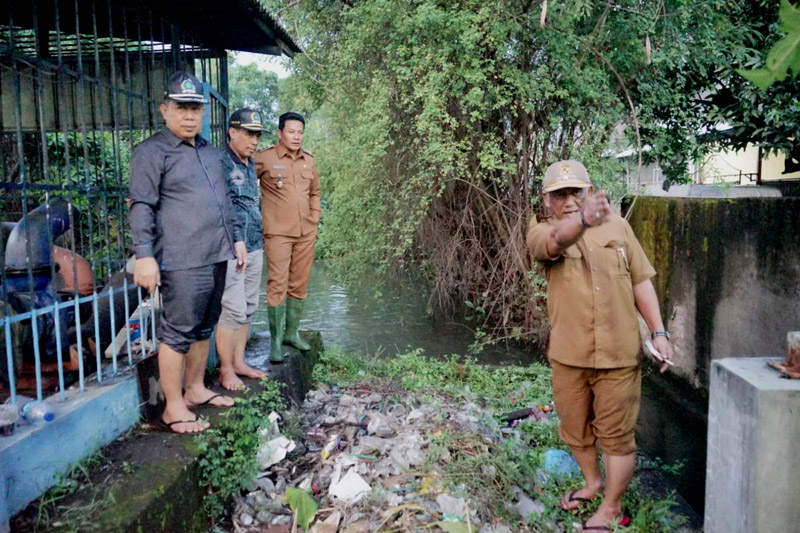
[0,0,228,405]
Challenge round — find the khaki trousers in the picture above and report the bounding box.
[265,231,317,306]
[550,359,641,456]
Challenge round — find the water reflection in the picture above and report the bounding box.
[251,261,540,365]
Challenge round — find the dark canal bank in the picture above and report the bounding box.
[249,261,708,514]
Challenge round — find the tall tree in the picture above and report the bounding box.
[266,0,789,341]
[227,56,280,143]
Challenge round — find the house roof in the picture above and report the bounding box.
[2,0,300,57]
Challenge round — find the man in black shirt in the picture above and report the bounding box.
[129,71,246,433]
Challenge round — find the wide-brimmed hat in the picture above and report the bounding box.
[164,71,207,104]
[543,160,591,192]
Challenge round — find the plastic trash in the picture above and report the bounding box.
[542,449,581,477]
[0,404,20,435]
[257,436,296,468]
[17,396,55,424]
[436,493,467,521]
[321,434,340,460]
[328,467,371,504]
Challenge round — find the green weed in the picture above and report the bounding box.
[194,378,286,520]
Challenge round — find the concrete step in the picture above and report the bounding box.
[11,331,322,532]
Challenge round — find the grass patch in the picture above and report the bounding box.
[314,346,554,409]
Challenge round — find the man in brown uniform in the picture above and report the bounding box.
[527,160,674,531]
[254,112,320,363]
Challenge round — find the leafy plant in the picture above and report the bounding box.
[286,487,318,531]
[267,0,792,347]
[195,378,286,519]
[738,0,800,89]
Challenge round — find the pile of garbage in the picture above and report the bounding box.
[227,379,572,532]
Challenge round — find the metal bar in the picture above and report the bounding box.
[8,4,42,400]
[73,0,104,385]
[53,0,86,393]
[137,286,145,350]
[32,0,67,399]
[0,287,129,325]
[122,274,132,365]
[4,322,16,403]
[150,291,157,352]
[0,182,127,192]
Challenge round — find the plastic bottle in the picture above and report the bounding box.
[16,395,55,424]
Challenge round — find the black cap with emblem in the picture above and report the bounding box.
[164,71,208,104]
[228,108,264,133]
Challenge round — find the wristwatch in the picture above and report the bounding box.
[579,209,592,229]
[651,330,670,340]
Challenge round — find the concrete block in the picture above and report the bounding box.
[705,358,800,533]
[0,375,141,516]
[0,470,9,533]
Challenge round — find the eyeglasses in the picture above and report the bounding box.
[547,188,588,202]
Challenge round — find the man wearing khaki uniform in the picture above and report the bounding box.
[254,112,319,363]
[527,160,674,531]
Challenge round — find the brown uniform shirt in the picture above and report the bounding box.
[527,214,656,369]
[254,144,321,237]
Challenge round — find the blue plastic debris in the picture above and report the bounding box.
[542,449,581,478]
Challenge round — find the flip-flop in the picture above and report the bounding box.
[152,415,208,434]
[193,393,233,407]
[579,516,631,531]
[559,489,596,510]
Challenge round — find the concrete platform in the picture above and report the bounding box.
[9,331,321,532]
[705,357,800,533]
[0,373,141,518]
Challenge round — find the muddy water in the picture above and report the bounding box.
[248,261,706,513]
[249,261,539,366]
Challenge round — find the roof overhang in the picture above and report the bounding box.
[2,0,301,57]
[142,0,301,56]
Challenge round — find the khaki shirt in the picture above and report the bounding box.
[527,214,656,369]
[255,144,321,237]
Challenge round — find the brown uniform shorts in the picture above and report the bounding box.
[550,359,641,456]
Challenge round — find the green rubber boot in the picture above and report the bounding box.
[267,305,286,363]
[283,297,311,351]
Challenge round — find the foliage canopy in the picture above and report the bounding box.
[267,0,796,339]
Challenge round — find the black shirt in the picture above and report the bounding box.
[128,129,243,271]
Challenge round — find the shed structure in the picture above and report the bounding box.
[0,0,297,518]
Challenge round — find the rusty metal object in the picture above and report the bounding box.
[767,332,800,379]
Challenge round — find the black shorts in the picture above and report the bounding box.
[158,262,227,354]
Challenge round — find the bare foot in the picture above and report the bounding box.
[162,406,210,434]
[184,386,235,408]
[232,362,268,379]
[559,485,603,511]
[220,368,247,391]
[581,502,623,531]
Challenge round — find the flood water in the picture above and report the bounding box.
[249,261,539,366]
[249,261,706,514]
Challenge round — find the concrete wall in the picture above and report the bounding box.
[0,376,141,517]
[628,197,800,389]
